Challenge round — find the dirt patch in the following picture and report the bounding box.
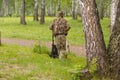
[1,38,86,56]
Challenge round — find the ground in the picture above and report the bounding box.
[2,38,86,56]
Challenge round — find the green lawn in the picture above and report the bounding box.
[0,44,85,80]
[0,17,110,79]
[0,17,110,45]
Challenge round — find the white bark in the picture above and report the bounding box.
[0,0,6,16]
[110,0,119,33]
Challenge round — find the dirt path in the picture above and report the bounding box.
[1,38,86,56]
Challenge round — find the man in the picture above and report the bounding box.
[49,11,71,59]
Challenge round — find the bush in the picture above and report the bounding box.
[33,42,50,54]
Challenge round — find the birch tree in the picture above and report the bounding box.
[58,0,61,11]
[40,0,45,24]
[107,0,120,79]
[34,0,39,21]
[78,0,107,76]
[71,0,77,19]
[20,0,26,25]
[78,0,120,79]
[0,31,1,46]
[0,0,6,17]
[110,0,119,33]
[99,0,104,19]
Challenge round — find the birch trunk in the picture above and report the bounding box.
[20,0,26,25]
[34,0,39,21]
[99,0,104,19]
[58,0,61,11]
[40,0,45,24]
[78,0,107,76]
[0,0,6,17]
[107,0,120,79]
[110,0,119,33]
[0,31,1,45]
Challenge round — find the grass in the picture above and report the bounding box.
[0,16,110,79]
[100,18,110,45]
[0,17,110,45]
[0,44,86,80]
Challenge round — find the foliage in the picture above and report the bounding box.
[33,42,49,54]
[69,64,86,80]
[69,58,98,80]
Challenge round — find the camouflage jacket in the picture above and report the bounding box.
[49,17,71,36]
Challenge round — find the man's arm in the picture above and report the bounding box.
[49,23,53,30]
[65,21,71,32]
[49,19,56,30]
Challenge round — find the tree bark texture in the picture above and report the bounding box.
[40,0,45,24]
[99,0,104,19]
[58,0,61,11]
[20,0,26,25]
[34,0,39,21]
[107,0,120,79]
[0,0,6,17]
[72,0,77,19]
[78,0,107,75]
[0,31,1,45]
[7,0,12,17]
[15,0,20,16]
[110,0,119,33]
[48,0,52,16]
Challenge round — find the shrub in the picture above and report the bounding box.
[33,42,50,54]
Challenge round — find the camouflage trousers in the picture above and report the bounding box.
[55,35,67,59]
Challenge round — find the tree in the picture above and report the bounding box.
[40,0,45,24]
[110,0,119,33]
[71,0,78,19]
[107,0,120,79]
[14,0,20,16]
[20,0,26,25]
[79,0,120,79]
[99,0,104,19]
[7,0,13,16]
[48,0,53,16]
[58,0,61,11]
[78,0,107,77]
[34,0,39,21]
[0,31,1,46]
[0,0,6,17]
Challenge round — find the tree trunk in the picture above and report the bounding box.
[7,0,12,17]
[15,0,20,16]
[58,0,61,11]
[107,0,120,79]
[40,0,45,24]
[0,31,1,46]
[78,0,107,76]
[49,0,52,16]
[71,0,77,19]
[53,3,56,16]
[0,0,6,17]
[48,0,52,16]
[110,0,119,33]
[20,0,26,25]
[34,0,39,21]
[99,0,104,19]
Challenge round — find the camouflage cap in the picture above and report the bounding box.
[57,11,63,18]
